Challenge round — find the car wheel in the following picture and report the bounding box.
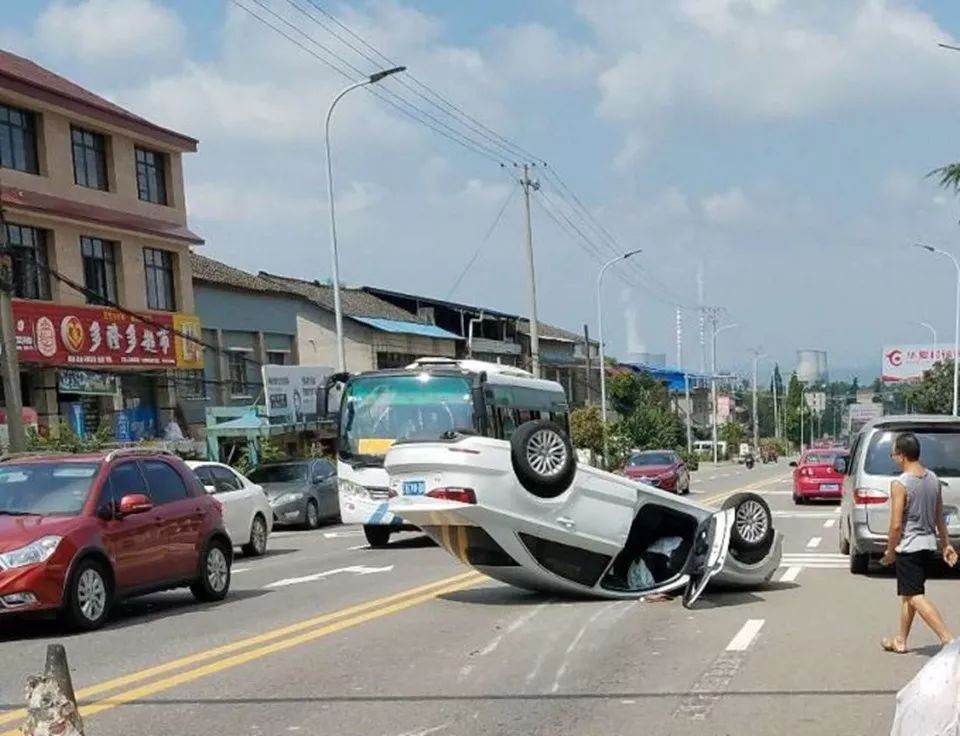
[363,525,391,548]
[793,491,805,505]
[849,546,869,575]
[722,493,774,553]
[63,558,112,631]
[510,420,576,499]
[191,539,231,602]
[304,500,320,530]
[839,528,851,556]
[242,514,268,557]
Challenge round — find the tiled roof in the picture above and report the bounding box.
[190,255,429,323]
[517,318,595,344]
[0,49,197,151]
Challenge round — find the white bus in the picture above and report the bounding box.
[321,358,569,547]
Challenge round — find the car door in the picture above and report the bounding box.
[142,459,203,581]
[97,461,165,592]
[210,464,252,544]
[682,507,734,608]
[311,459,338,520]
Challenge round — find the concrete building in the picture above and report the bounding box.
[0,50,202,441]
[187,255,461,431]
[516,320,600,407]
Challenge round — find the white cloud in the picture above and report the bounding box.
[701,187,753,224]
[34,0,185,64]
[580,0,954,124]
[489,23,598,85]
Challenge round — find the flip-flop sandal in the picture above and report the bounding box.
[882,638,907,654]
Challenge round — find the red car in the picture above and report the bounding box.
[791,449,848,504]
[0,448,232,631]
[622,450,691,494]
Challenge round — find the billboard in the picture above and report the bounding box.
[12,302,203,370]
[881,344,953,383]
[262,365,334,425]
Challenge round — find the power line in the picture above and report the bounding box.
[446,178,518,299]
[231,0,509,165]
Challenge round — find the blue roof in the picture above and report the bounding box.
[351,317,462,340]
[619,363,711,392]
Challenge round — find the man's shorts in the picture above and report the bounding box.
[896,550,935,597]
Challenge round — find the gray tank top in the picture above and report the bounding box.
[896,470,941,554]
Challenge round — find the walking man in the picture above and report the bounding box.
[881,432,958,653]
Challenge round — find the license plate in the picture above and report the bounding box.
[402,480,426,496]
[820,483,839,491]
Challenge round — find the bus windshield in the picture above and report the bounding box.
[339,373,475,464]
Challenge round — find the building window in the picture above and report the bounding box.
[143,247,175,311]
[266,351,288,366]
[227,352,247,397]
[5,223,49,300]
[71,126,108,190]
[135,147,167,205]
[81,236,117,306]
[176,370,206,400]
[0,103,38,174]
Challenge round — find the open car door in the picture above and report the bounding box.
[682,507,734,609]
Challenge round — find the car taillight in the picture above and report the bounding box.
[426,487,477,504]
[854,488,888,505]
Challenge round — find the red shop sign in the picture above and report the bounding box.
[13,301,182,368]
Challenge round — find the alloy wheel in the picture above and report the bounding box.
[526,429,568,477]
[206,546,229,593]
[77,568,107,622]
[735,499,769,544]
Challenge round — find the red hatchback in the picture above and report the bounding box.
[0,448,232,630]
[622,450,691,494]
[791,449,848,504]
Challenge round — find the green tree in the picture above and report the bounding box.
[904,360,954,414]
[605,370,684,459]
[570,406,605,455]
[784,373,805,446]
[608,370,671,416]
[719,421,746,450]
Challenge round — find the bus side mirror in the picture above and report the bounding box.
[316,376,346,420]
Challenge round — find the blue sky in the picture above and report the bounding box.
[7,0,960,379]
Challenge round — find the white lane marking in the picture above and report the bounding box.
[397,726,447,736]
[726,619,765,652]
[707,475,718,481]
[762,491,793,496]
[835,506,842,514]
[779,566,802,583]
[232,567,251,574]
[780,553,847,569]
[823,519,836,528]
[806,537,822,549]
[478,603,550,658]
[773,511,840,519]
[323,530,364,538]
[348,544,368,551]
[266,565,394,588]
[551,603,617,693]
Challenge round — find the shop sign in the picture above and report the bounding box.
[13,301,204,370]
[58,369,120,396]
[262,365,334,425]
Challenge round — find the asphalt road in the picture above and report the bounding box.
[1,460,954,735]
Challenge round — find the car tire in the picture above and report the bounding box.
[242,514,268,557]
[510,420,576,499]
[190,539,232,602]
[839,529,850,556]
[304,500,320,530]
[793,492,805,505]
[849,547,869,575]
[364,525,391,548]
[62,558,112,631]
[722,493,774,553]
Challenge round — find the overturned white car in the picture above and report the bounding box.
[383,360,782,607]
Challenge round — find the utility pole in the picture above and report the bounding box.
[519,164,541,377]
[772,369,780,440]
[0,180,25,453]
[750,349,765,451]
[697,262,706,373]
[583,324,592,405]
[675,306,683,369]
[683,372,693,454]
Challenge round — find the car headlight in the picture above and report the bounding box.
[0,536,62,571]
[272,492,305,506]
[338,478,372,500]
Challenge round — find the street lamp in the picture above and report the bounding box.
[915,243,960,416]
[917,321,938,351]
[711,323,738,464]
[325,66,406,372]
[598,249,642,467]
[750,349,767,451]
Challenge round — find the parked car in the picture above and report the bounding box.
[839,415,960,574]
[387,419,782,605]
[622,450,690,494]
[187,462,273,556]
[791,449,848,504]
[247,459,339,529]
[0,448,232,631]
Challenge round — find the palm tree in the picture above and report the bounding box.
[931,163,960,192]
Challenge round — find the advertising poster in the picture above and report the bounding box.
[58,369,120,396]
[262,365,334,425]
[882,344,952,383]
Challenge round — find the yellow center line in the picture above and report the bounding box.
[702,472,792,506]
[0,570,481,729]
